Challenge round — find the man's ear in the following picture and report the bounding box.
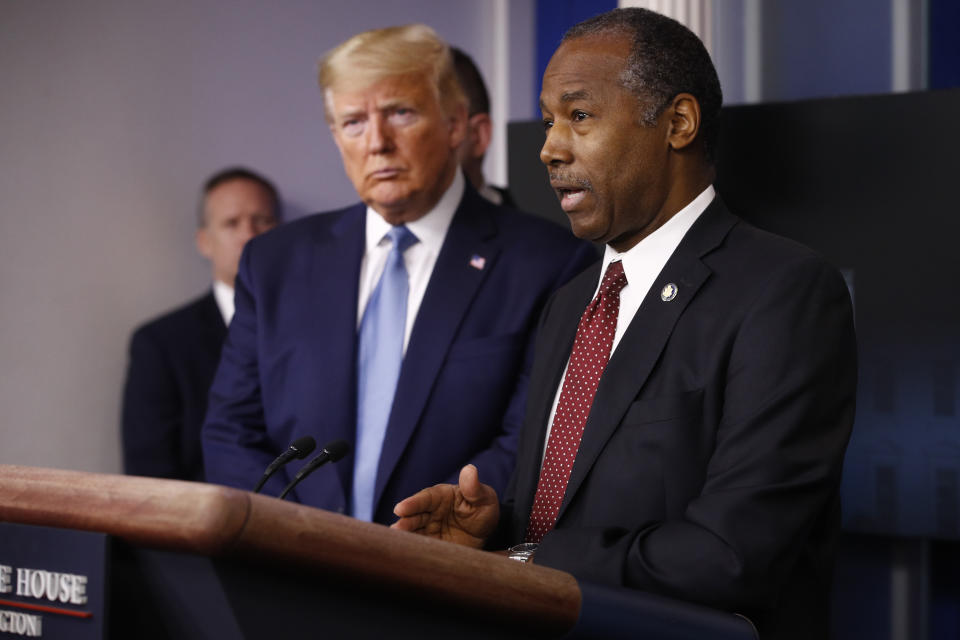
[465,112,493,160]
[667,93,701,151]
[195,228,212,259]
[448,102,469,149]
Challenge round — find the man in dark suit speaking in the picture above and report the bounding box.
[393,9,856,639]
[122,168,281,481]
[201,24,596,523]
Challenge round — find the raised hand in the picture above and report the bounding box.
[391,464,500,549]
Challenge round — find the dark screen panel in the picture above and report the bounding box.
[715,90,960,539]
[507,121,569,229]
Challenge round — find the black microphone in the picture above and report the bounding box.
[278,439,350,500]
[253,436,316,494]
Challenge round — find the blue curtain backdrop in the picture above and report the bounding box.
[930,0,960,89]
[535,0,617,114]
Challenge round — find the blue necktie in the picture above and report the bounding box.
[352,225,418,521]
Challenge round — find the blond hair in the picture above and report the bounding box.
[319,24,466,121]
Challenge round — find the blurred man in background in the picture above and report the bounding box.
[452,47,514,207]
[122,167,280,481]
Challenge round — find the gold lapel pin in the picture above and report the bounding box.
[660,283,678,302]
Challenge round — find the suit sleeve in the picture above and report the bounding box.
[201,247,287,495]
[534,254,856,611]
[456,241,599,495]
[121,327,185,478]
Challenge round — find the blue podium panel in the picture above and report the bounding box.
[568,581,758,640]
[0,523,107,639]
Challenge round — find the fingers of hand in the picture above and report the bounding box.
[458,464,479,489]
[458,465,490,503]
[393,484,456,519]
[390,511,438,534]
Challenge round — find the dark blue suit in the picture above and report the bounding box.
[202,187,597,523]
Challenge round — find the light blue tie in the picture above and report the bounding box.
[352,225,418,521]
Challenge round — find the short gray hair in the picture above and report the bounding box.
[564,8,722,159]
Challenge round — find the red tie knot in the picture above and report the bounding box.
[600,260,628,298]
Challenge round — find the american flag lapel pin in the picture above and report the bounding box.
[469,254,486,270]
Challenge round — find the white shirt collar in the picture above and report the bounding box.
[598,184,716,297]
[477,182,503,206]
[212,279,235,326]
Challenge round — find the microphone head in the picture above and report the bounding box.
[323,439,350,462]
[290,436,317,459]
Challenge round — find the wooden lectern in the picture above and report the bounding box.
[0,465,757,639]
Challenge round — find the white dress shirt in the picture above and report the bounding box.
[212,279,235,327]
[477,182,503,206]
[356,170,464,352]
[541,185,716,456]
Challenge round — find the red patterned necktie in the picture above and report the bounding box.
[525,260,628,544]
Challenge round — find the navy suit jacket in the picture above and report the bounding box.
[122,291,227,481]
[495,198,857,639]
[202,187,597,523]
